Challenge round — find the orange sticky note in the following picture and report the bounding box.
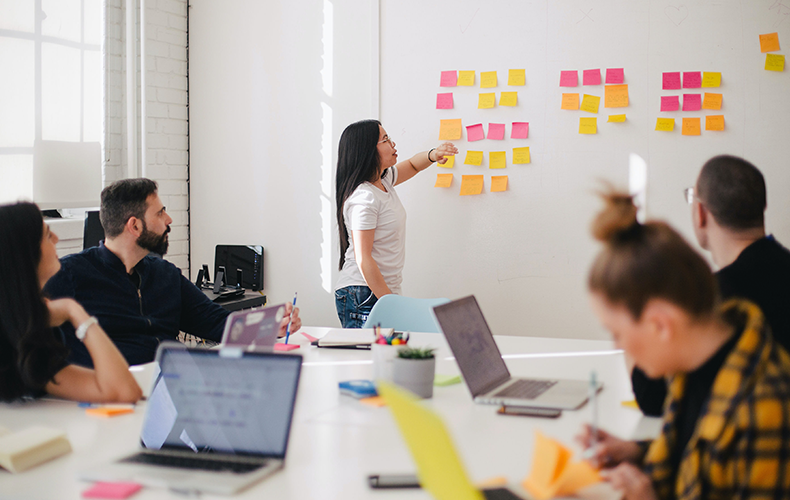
[705,115,725,131]
[480,71,497,88]
[460,175,484,196]
[579,117,597,134]
[701,72,721,88]
[655,118,675,132]
[435,173,453,187]
[464,151,483,166]
[604,84,628,108]
[682,117,701,136]
[580,94,600,113]
[359,396,387,407]
[760,32,780,53]
[438,155,455,168]
[86,407,135,417]
[561,93,579,110]
[523,431,601,500]
[765,54,785,72]
[608,114,626,122]
[499,92,518,106]
[439,119,462,140]
[512,147,530,164]
[478,93,496,109]
[489,151,506,169]
[490,176,508,192]
[508,69,526,86]
[457,71,475,86]
[702,92,722,110]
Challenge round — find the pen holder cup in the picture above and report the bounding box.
[372,344,401,383]
[392,357,436,399]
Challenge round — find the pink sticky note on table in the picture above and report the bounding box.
[274,343,300,351]
[440,71,457,87]
[301,331,318,342]
[466,123,485,142]
[683,71,702,88]
[605,68,624,84]
[487,123,506,140]
[660,95,680,111]
[582,69,601,85]
[436,93,453,109]
[559,70,578,87]
[682,94,702,111]
[663,72,681,90]
[83,482,142,499]
[511,122,529,139]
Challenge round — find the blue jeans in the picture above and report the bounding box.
[335,285,378,328]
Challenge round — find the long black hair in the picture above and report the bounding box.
[0,202,69,401]
[335,119,387,270]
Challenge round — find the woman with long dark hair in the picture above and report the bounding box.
[334,120,457,328]
[0,202,141,403]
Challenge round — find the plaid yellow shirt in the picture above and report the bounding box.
[641,300,790,500]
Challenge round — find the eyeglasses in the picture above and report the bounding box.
[684,186,696,204]
[378,135,395,146]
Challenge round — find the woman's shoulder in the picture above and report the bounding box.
[346,182,379,205]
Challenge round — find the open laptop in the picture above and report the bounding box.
[220,303,285,350]
[433,296,596,410]
[81,343,302,495]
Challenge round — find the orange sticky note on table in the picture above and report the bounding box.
[579,117,597,134]
[522,431,601,500]
[682,117,701,136]
[489,151,506,169]
[478,93,496,109]
[580,94,600,113]
[604,84,628,108]
[508,69,526,86]
[464,151,483,166]
[500,92,518,106]
[439,119,462,140]
[480,71,497,88]
[490,176,508,192]
[701,72,721,88]
[86,406,135,418]
[438,155,455,168]
[512,147,530,164]
[705,115,725,131]
[359,396,387,408]
[760,32,780,52]
[655,118,675,131]
[457,70,475,86]
[561,93,579,110]
[460,175,484,196]
[702,93,722,110]
[435,173,453,187]
[608,114,626,122]
[765,54,785,72]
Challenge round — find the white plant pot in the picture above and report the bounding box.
[371,343,400,382]
[392,357,436,399]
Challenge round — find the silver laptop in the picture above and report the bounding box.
[433,296,596,410]
[81,343,302,495]
[220,303,285,350]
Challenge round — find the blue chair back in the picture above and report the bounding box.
[363,295,450,333]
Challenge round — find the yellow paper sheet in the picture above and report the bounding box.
[508,69,526,86]
[760,32,781,53]
[580,94,600,113]
[438,155,455,168]
[682,117,701,136]
[702,93,722,110]
[765,54,785,72]
[490,176,508,192]
[434,173,453,188]
[701,72,721,88]
[705,115,725,131]
[480,71,498,88]
[458,70,475,86]
[561,93,579,110]
[608,114,626,122]
[655,118,675,132]
[478,93,496,109]
[460,175,484,196]
[439,119,462,140]
[489,151,506,169]
[499,92,518,106]
[579,117,597,134]
[522,431,600,500]
[512,147,531,164]
[604,84,628,108]
[464,151,483,166]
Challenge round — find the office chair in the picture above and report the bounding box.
[363,295,451,333]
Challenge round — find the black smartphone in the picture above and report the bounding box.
[367,473,421,489]
[497,405,561,418]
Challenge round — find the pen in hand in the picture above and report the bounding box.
[582,371,598,460]
[284,292,297,345]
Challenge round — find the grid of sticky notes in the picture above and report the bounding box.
[559,68,629,134]
[436,69,532,195]
[760,32,785,72]
[658,71,724,134]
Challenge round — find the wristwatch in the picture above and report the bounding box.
[75,316,99,342]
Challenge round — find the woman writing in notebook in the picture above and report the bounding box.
[334,120,457,328]
[576,192,790,500]
[0,202,141,403]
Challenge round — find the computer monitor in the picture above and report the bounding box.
[214,245,264,291]
[83,210,105,249]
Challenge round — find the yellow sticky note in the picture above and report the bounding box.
[512,147,531,164]
[523,431,601,500]
[508,69,526,86]
[608,114,626,122]
[621,400,639,409]
[438,155,455,168]
[580,94,600,113]
[702,93,722,110]
[579,117,597,134]
[464,151,483,166]
[499,92,518,107]
[682,117,701,136]
[490,176,508,192]
[478,93,496,109]
[561,93,579,110]
[439,119,462,140]
[705,115,725,131]
[604,84,629,108]
[434,173,453,188]
[460,175,484,196]
[760,32,781,53]
[701,72,721,88]
[766,54,785,72]
[457,70,475,86]
[489,151,506,169]
[480,71,497,88]
[655,118,675,131]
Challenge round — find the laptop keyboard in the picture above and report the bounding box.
[122,453,266,474]
[493,379,557,399]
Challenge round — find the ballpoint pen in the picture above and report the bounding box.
[582,371,598,459]
[284,292,297,345]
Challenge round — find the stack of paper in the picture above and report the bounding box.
[0,426,72,473]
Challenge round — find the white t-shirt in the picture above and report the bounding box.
[335,167,406,294]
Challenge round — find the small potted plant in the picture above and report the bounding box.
[392,347,436,399]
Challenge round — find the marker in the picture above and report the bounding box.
[582,371,598,460]
[284,292,298,345]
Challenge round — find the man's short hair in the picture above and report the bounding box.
[696,155,766,230]
[100,178,158,238]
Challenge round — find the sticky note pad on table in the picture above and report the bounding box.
[608,114,626,123]
[464,151,483,166]
[359,396,387,408]
[457,70,475,86]
[766,54,785,71]
[559,70,578,87]
[760,32,781,53]
[682,117,701,136]
[487,123,505,140]
[460,175,484,195]
[561,93,579,110]
[86,407,134,418]
[489,151,506,169]
[604,84,628,108]
[435,174,453,188]
[434,374,462,386]
[683,71,702,88]
[661,95,679,112]
[582,69,601,86]
[522,431,601,500]
[490,176,508,192]
[83,482,142,499]
[513,147,531,164]
[705,115,725,131]
[436,93,453,109]
[683,94,702,111]
[440,70,458,87]
[274,343,299,351]
[466,123,485,142]
[438,155,455,168]
[478,93,496,109]
[439,119,462,140]
[580,94,600,113]
[663,72,681,90]
[508,69,526,86]
[499,92,518,106]
[605,68,624,84]
[511,122,529,139]
[701,72,721,88]
[702,93,722,110]
[579,117,597,134]
[480,71,497,88]
[656,118,675,131]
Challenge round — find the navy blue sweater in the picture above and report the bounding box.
[44,243,229,366]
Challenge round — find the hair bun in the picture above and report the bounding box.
[591,190,639,242]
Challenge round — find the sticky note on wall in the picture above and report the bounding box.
[478,93,496,109]
[500,92,518,106]
[702,93,722,110]
[491,176,508,192]
[682,117,701,136]
[508,69,526,86]
[489,151,507,169]
[705,115,725,131]
[560,71,578,87]
[439,119,462,140]
[466,123,485,142]
[760,32,781,53]
[604,84,628,108]
[512,147,531,164]
[608,114,626,122]
[661,95,679,112]
[434,174,453,187]
[438,155,455,168]
[683,72,702,88]
[766,54,785,71]
[663,72,681,90]
[436,93,453,109]
[480,71,498,88]
[487,123,506,140]
[511,122,529,139]
[457,71,475,86]
[580,94,601,113]
[440,71,457,87]
[682,94,702,111]
[583,69,601,86]
[579,117,597,134]
[460,175,484,195]
[464,151,483,166]
[605,68,624,84]
[701,72,721,88]
[561,93,580,110]
[655,118,675,131]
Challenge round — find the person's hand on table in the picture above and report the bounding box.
[433,142,458,164]
[575,423,642,468]
[601,463,658,500]
[277,302,301,338]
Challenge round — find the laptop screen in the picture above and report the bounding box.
[433,296,511,397]
[221,303,284,348]
[140,346,301,458]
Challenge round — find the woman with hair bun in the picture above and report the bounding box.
[576,191,790,500]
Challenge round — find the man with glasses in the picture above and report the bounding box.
[632,155,790,416]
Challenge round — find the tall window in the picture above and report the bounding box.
[0,0,103,204]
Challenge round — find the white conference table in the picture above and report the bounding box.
[0,327,662,500]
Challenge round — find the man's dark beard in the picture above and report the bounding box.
[138,221,170,255]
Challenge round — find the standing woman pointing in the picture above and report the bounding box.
[334,120,457,328]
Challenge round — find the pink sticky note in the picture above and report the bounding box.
[605,68,624,84]
[466,123,485,142]
[440,71,457,87]
[301,332,318,342]
[582,69,601,85]
[663,72,681,90]
[559,70,578,87]
[274,343,300,351]
[83,482,142,499]
[683,71,702,88]
[511,122,529,139]
[660,95,680,111]
[682,94,701,111]
[436,92,453,109]
[487,123,506,140]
